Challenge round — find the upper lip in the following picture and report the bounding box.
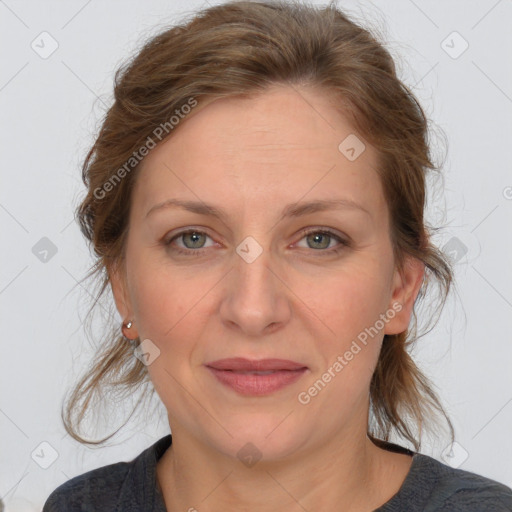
[206,358,307,371]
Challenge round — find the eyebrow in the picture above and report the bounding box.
[145,198,371,221]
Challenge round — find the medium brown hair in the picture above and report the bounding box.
[63,0,454,450]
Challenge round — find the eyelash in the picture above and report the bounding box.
[163,228,350,257]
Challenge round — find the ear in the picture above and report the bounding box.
[384,256,425,335]
[109,262,140,339]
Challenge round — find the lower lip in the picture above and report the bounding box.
[206,367,308,396]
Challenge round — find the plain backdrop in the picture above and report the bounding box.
[1,0,511,510]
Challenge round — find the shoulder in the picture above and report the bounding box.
[411,453,512,511]
[375,439,512,512]
[42,459,132,511]
[42,434,172,512]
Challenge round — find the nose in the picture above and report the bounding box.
[219,242,291,338]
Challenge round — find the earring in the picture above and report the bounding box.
[121,320,136,344]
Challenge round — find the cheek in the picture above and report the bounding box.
[295,269,390,415]
[130,272,200,341]
[306,264,391,343]
[128,265,208,407]
[126,252,220,373]
[295,258,394,402]
[125,240,195,331]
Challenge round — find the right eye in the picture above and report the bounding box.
[164,229,216,256]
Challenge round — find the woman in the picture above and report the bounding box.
[43,1,512,510]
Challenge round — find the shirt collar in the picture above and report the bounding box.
[115,434,172,512]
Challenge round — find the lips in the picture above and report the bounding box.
[205,357,307,372]
[205,358,308,396]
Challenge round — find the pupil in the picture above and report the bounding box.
[187,232,203,248]
[309,233,329,249]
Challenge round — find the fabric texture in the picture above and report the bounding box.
[42,434,512,511]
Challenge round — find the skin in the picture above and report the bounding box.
[111,84,425,511]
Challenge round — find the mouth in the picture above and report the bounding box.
[205,358,308,396]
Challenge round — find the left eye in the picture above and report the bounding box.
[295,229,347,252]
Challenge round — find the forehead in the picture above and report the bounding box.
[132,85,386,220]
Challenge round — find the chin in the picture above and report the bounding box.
[207,413,308,463]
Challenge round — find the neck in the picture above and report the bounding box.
[156,421,412,512]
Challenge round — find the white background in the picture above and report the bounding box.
[1,0,511,510]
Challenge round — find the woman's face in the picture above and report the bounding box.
[111,84,423,460]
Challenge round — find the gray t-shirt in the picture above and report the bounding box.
[42,434,512,511]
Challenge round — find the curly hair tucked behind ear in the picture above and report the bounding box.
[63,0,454,450]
